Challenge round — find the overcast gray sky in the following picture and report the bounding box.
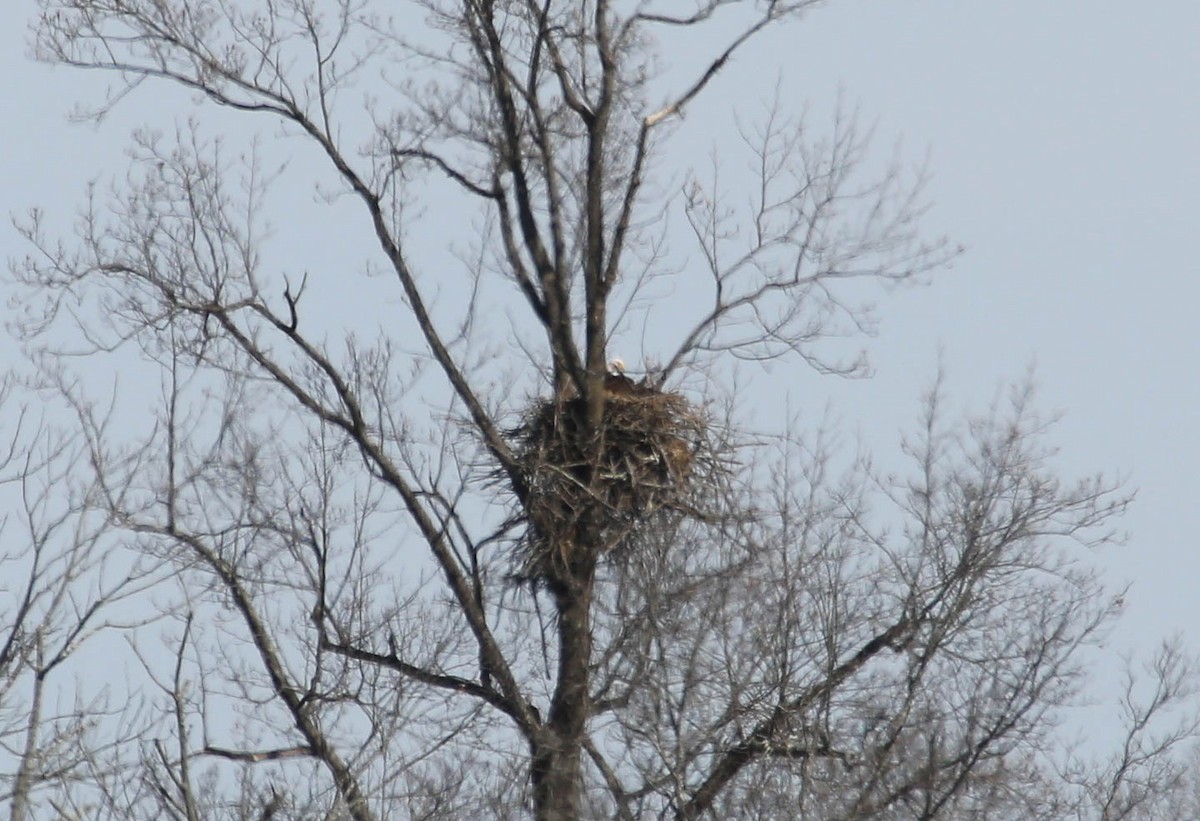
[3,0,1197,664]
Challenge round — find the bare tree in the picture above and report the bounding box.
[0,375,162,820]
[8,0,1198,818]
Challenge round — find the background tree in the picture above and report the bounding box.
[0,374,162,821]
[8,0,1198,818]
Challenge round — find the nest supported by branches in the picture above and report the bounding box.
[511,377,714,583]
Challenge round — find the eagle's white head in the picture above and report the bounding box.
[608,357,627,375]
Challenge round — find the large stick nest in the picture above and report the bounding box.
[510,377,715,582]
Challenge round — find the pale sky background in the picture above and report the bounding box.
[2,0,1197,677]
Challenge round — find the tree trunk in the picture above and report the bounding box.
[531,731,584,821]
[531,560,595,821]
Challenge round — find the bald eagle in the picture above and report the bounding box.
[605,357,637,395]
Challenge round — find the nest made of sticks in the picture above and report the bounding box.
[511,377,710,582]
